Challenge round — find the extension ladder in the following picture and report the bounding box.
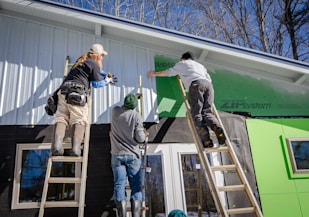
[176,76,263,217]
[39,57,90,217]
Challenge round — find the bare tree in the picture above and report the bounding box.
[279,0,309,60]
[49,0,309,62]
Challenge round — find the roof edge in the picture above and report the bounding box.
[31,0,308,70]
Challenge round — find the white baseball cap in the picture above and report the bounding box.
[90,43,108,56]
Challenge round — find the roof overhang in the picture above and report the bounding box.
[1,0,309,87]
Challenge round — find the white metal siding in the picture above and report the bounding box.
[0,14,158,125]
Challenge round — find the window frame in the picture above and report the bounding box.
[11,143,80,209]
[284,137,309,179]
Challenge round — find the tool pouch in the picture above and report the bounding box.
[61,82,88,106]
[66,91,87,106]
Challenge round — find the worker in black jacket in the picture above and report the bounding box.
[52,43,117,156]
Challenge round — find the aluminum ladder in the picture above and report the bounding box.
[176,75,263,217]
[39,57,91,217]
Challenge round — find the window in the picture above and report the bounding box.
[180,153,217,215]
[285,138,309,178]
[144,154,166,217]
[11,143,81,209]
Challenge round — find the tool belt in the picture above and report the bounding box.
[60,82,89,106]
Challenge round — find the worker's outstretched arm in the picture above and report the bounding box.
[147,70,167,77]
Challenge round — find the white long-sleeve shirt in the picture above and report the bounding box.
[165,59,212,89]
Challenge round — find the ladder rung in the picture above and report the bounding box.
[227,207,255,215]
[211,164,236,171]
[49,177,81,184]
[218,185,245,191]
[51,156,83,162]
[44,201,79,208]
[204,146,229,153]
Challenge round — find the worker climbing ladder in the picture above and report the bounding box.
[39,57,90,217]
[176,75,263,217]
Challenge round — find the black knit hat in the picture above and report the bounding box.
[124,94,138,109]
[181,51,194,60]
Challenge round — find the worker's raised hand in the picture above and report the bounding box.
[106,72,118,84]
[144,129,149,138]
[135,93,142,99]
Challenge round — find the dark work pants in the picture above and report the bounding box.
[188,80,220,128]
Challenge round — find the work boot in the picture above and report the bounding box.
[115,201,126,217]
[131,200,141,217]
[51,122,66,156]
[203,139,214,148]
[69,137,82,156]
[196,126,213,148]
[69,124,85,156]
[212,126,226,145]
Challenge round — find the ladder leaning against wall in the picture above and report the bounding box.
[176,75,263,217]
[39,57,91,217]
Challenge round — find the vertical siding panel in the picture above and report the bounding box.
[145,49,159,122]
[35,25,54,124]
[66,31,83,63]
[0,16,10,119]
[16,21,39,124]
[1,18,26,124]
[51,28,67,81]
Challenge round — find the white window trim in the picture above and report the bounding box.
[11,143,80,209]
[286,137,309,174]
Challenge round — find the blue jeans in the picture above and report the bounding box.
[111,154,142,202]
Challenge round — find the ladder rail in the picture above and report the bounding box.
[78,97,91,217]
[38,158,52,217]
[186,111,228,217]
[212,105,263,217]
[176,76,228,217]
[176,75,263,217]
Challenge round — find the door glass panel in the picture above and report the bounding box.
[181,154,217,215]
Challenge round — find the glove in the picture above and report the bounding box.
[135,93,142,99]
[105,72,118,84]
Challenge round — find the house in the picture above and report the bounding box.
[0,0,309,217]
